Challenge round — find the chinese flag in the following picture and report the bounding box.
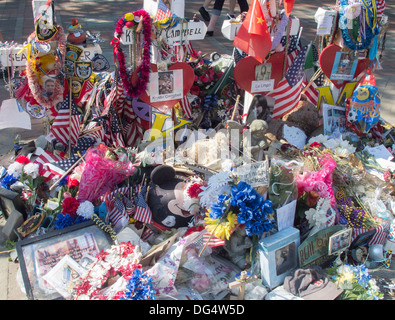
[233,0,272,63]
[284,0,295,17]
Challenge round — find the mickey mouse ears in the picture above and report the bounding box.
[150,165,176,186]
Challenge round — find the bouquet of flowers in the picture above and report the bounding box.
[200,171,274,241]
[326,264,384,300]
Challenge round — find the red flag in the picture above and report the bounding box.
[284,0,295,17]
[233,0,272,63]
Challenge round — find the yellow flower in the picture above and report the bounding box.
[204,210,238,240]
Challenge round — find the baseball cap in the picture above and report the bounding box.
[283,266,343,300]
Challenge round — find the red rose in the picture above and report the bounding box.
[62,197,80,218]
[310,142,321,148]
[67,177,79,188]
[15,156,30,165]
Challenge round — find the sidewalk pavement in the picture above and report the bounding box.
[0,0,394,300]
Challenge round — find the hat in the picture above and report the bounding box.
[283,267,343,300]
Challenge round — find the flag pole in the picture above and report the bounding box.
[49,152,87,191]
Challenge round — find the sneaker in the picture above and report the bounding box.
[206,31,214,37]
[199,6,210,22]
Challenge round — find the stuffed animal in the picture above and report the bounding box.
[147,165,197,230]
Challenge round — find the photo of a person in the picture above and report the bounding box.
[247,95,274,123]
[158,71,174,95]
[43,78,55,97]
[255,63,272,81]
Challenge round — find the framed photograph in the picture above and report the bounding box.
[16,220,114,300]
[328,228,353,256]
[149,70,183,103]
[322,103,347,135]
[330,52,358,81]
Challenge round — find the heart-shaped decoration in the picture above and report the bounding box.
[319,44,371,89]
[233,52,285,94]
[137,62,194,114]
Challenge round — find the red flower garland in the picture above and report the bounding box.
[112,10,152,98]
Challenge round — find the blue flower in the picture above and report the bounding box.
[0,174,18,190]
[245,218,274,237]
[121,269,156,300]
[209,194,230,219]
[54,213,74,230]
[237,207,254,224]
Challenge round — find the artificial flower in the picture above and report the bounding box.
[62,196,80,218]
[15,155,30,165]
[76,201,95,219]
[54,213,74,230]
[204,210,238,240]
[187,183,203,198]
[7,162,23,178]
[23,162,40,179]
[67,176,79,188]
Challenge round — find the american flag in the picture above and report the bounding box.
[45,156,80,177]
[141,227,155,242]
[123,195,135,216]
[281,35,301,54]
[71,137,95,154]
[179,95,192,119]
[50,94,81,147]
[33,150,63,180]
[133,185,152,224]
[267,47,307,119]
[154,0,172,22]
[202,230,225,247]
[108,105,125,148]
[376,0,386,19]
[285,45,309,88]
[352,225,387,246]
[122,98,144,148]
[106,197,129,232]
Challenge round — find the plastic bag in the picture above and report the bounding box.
[78,144,136,202]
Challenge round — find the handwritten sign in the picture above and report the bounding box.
[160,21,207,45]
[298,225,342,267]
[251,79,274,93]
[236,160,269,188]
[0,46,27,67]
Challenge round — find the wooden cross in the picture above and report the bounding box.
[228,271,257,300]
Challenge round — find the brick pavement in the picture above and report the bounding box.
[0,0,394,300]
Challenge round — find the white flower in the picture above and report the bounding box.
[217,109,226,118]
[308,134,328,146]
[23,163,40,179]
[7,162,23,178]
[76,201,94,219]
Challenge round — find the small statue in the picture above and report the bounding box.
[224,227,253,269]
[243,119,269,161]
[67,18,86,45]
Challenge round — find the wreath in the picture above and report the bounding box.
[73,242,144,300]
[25,25,66,107]
[112,10,152,98]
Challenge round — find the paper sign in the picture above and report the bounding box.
[160,21,207,45]
[276,200,297,231]
[236,161,269,187]
[251,79,274,93]
[0,99,31,130]
[282,125,306,149]
[149,70,183,103]
[314,8,335,35]
[0,46,28,67]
